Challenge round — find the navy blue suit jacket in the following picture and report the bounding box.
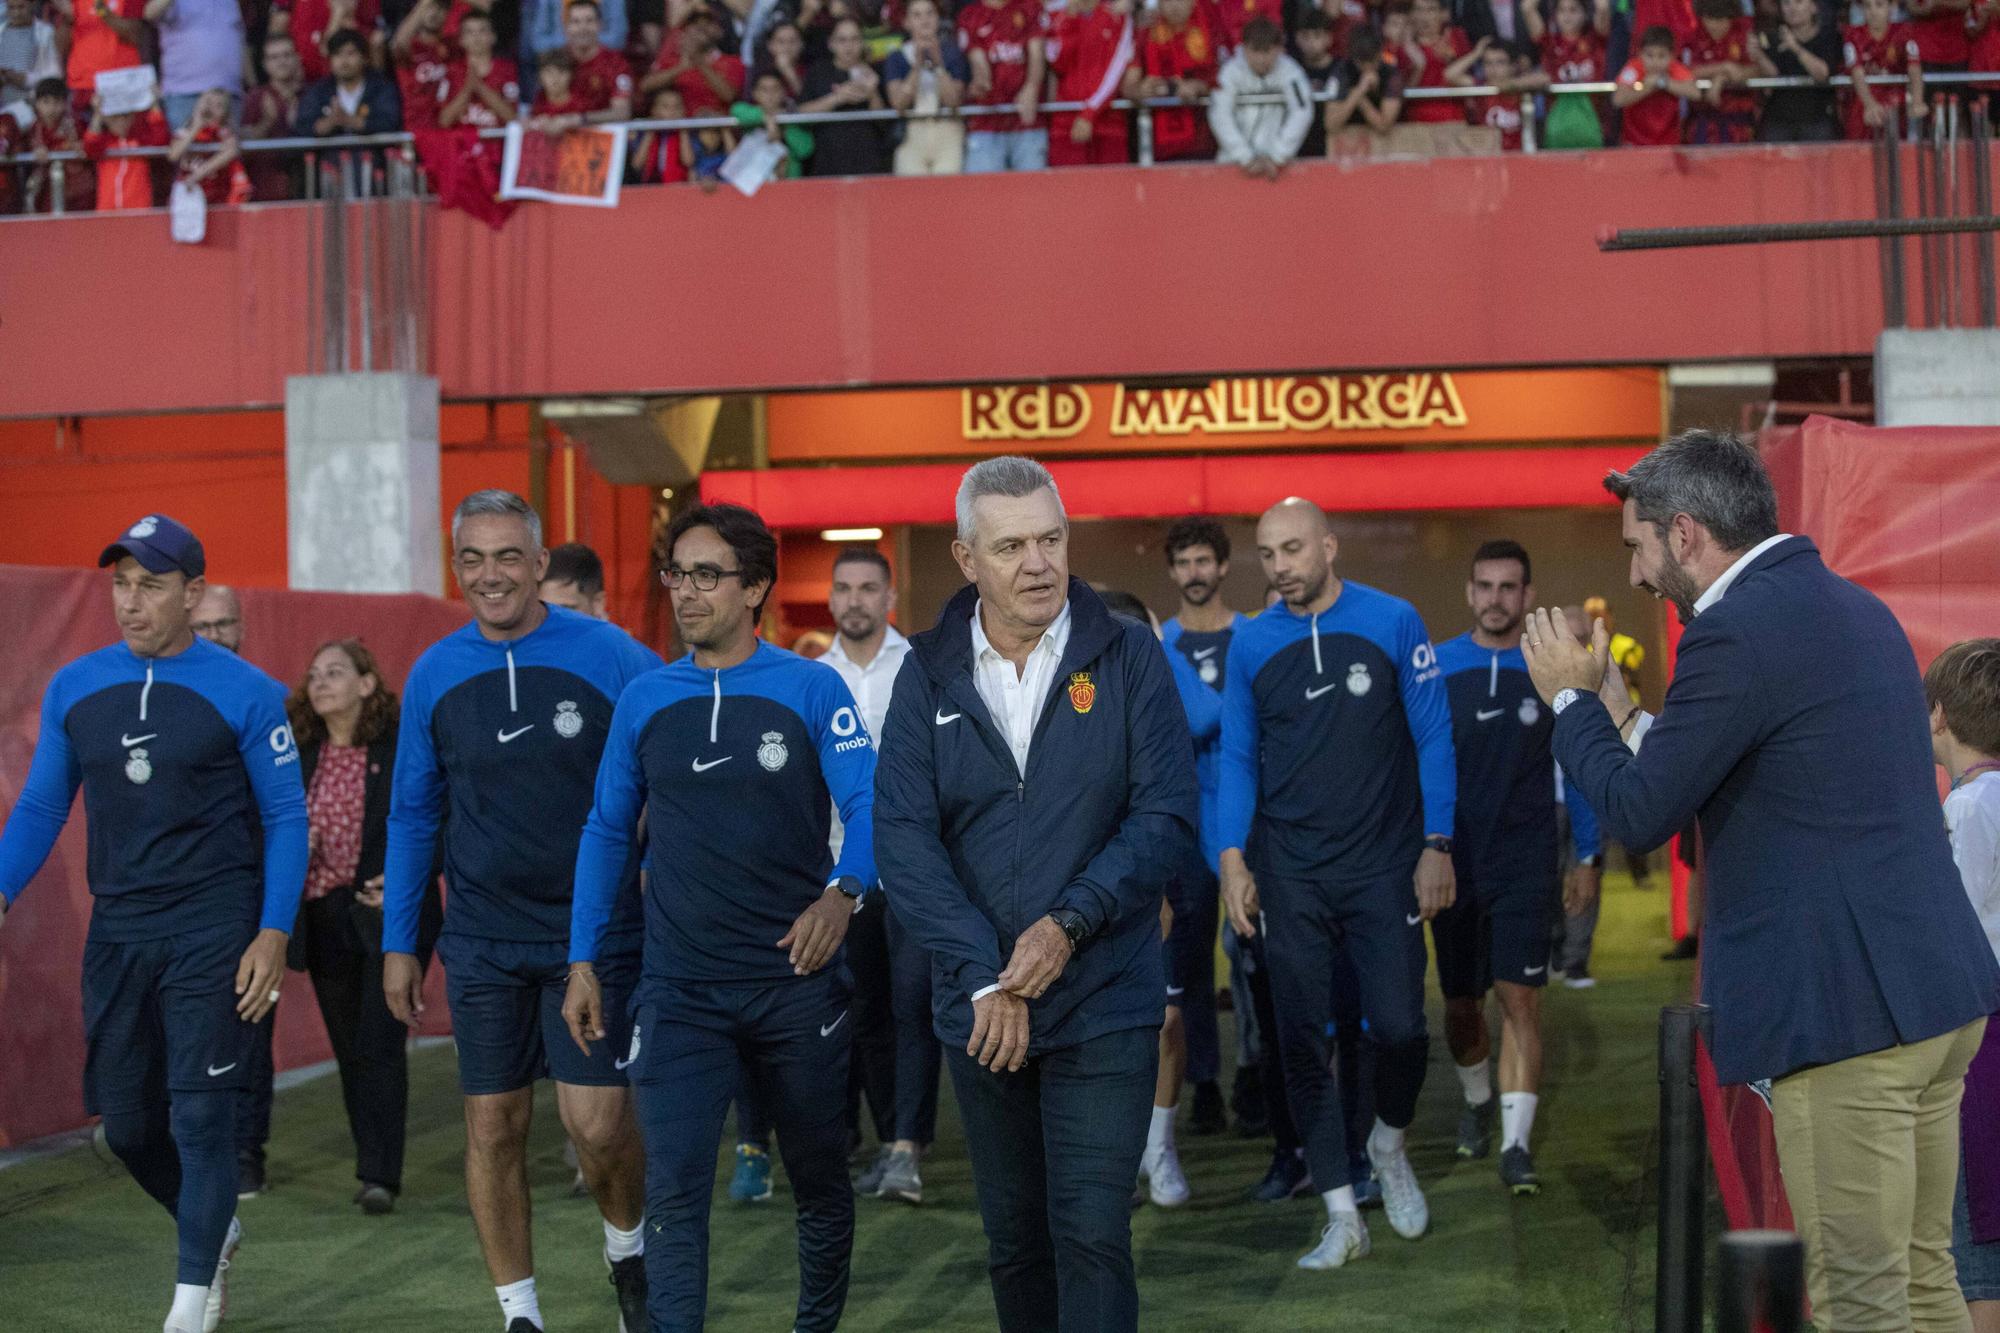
[1554,537,2000,1085]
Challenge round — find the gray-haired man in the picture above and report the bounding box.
[875,456,1199,1331]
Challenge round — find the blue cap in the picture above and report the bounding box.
[98,514,206,579]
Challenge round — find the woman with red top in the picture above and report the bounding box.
[285,640,441,1217]
[438,9,519,128]
[757,19,809,99]
[1843,0,1926,139]
[1518,0,1612,148]
[1905,0,1970,73]
[1404,0,1473,123]
[167,86,252,205]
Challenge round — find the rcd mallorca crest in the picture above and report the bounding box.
[554,701,583,738]
[1518,695,1541,726]
[757,731,789,772]
[125,746,152,785]
[1347,663,1372,697]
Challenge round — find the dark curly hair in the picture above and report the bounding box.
[287,639,399,749]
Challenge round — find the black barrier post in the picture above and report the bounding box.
[1716,1230,1805,1333]
[1657,1004,1711,1333]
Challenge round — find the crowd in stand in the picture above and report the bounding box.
[1,0,1996,208]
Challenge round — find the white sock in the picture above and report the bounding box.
[1501,1092,1538,1151]
[1146,1104,1177,1155]
[1321,1185,1358,1219]
[165,1283,208,1331]
[1367,1119,1406,1160]
[496,1276,541,1330]
[604,1218,644,1261]
[1455,1058,1493,1107]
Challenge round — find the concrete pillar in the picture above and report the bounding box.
[285,373,442,594]
[1876,329,2000,427]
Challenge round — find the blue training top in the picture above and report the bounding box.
[0,636,308,940]
[1435,632,1602,884]
[570,639,877,989]
[1218,581,1455,881]
[383,604,662,955]
[1163,613,1247,873]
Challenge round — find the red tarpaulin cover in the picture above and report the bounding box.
[0,566,467,1147]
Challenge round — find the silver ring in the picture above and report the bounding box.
[268,990,282,1003]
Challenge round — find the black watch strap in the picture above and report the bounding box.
[1047,908,1089,951]
[1424,834,1453,855]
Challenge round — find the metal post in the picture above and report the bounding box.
[323,154,348,373]
[1520,93,1538,154]
[48,158,64,215]
[355,152,375,374]
[1916,115,1938,327]
[1136,100,1154,167]
[1976,98,1997,327]
[1884,106,1908,327]
[1945,96,1961,326]
[1656,1004,1711,1333]
[1716,1231,1805,1333]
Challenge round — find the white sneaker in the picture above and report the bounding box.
[1367,1142,1429,1240]
[1297,1212,1370,1270]
[1138,1141,1191,1207]
[204,1216,241,1332]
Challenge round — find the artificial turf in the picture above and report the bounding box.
[0,873,1697,1331]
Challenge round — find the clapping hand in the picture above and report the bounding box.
[1520,606,1609,705]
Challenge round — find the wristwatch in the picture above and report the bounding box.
[831,876,867,909]
[1551,688,1583,715]
[1047,908,1090,952]
[1423,834,1453,855]
[1579,853,1604,869]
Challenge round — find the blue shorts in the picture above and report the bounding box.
[438,934,639,1096]
[1430,875,1557,1000]
[82,919,258,1114]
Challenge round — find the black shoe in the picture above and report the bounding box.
[236,1152,266,1200]
[505,1321,543,1333]
[1231,1066,1270,1138]
[1660,935,1699,961]
[1189,1080,1227,1136]
[1455,1099,1496,1160]
[608,1252,647,1333]
[1500,1145,1541,1196]
[1252,1148,1313,1202]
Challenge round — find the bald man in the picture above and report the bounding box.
[1217,499,1457,1270]
[191,585,244,655]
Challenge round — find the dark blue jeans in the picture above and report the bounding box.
[948,1024,1157,1333]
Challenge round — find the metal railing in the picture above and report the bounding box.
[10,69,1995,215]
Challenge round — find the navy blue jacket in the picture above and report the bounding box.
[570,640,877,992]
[384,605,662,955]
[0,637,308,941]
[1555,537,2000,1085]
[1437,633,1601,885]
[875,580,1199,1055]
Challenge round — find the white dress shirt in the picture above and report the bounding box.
[971,597,1073,778]
[1946,771,2000,967]
[821,625,911,860]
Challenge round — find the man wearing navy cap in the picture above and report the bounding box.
[0,514,309,1333]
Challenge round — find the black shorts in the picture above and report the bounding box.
[1429,876,1557,1000]
[439,933,639,1095]
[82,919,258,1115]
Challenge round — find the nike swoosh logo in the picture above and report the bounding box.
[120,733,157,747]
[820,1011,848,1038]
[207,1062,237,1077]
[1405,913,1423,926]
[1191,648,1218,660]
[935,710,962,725]
[1305,683,1339,700]
[497,725,534,743]
[1524,965,1546,976]
[614,1055,635,1070]
[1476,708,1504,721]
[692,756,732,772]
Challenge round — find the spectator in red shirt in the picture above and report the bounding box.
[1324,22,1404,147]
[959,0,1048,171]
[639,3,743,118]
[567,0,637,121]
[530,47,587,127]
[25,76,93,209]
[631,84,691,180]
[284,0,386,85]
[1612,24,1696,145]
[1404,0,1472,123]
[392,0,453,132]
[1380,1,1415,69]
[1843,0,1926,139]
[1126,0,1216,161]
[1208,0,1282,60]
[1518,0,1611,148]
[1905,0,1970,72]
[52,0,148,121]
[243,33,306,198]
[440,10,519,128]
[1449,37,1529,148]
[1681,0,1759,145]
[1973,0,2000,93]
[167,85,252,203]
[1047,0,1136,167]
[83,91,168,210]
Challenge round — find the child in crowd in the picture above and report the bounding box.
[1128,0,1220,161]
[167,86,252,206]
[25,76,92,212]
[1612,25,1696,146]
[731,68,814,177]
[1403,0,1472,125]
[1682,0,1760,144]
[1843,0,1925,140]
[1292,9,1341,157]
[1519,0,1612,148]
[1449,37,1529,150]
[631,85,690,182]
[82,90,168,212]
[530,49,587,132]
[1324,23,1403,145]
[1378,0,1413,70]
[1926,639,2000,1333]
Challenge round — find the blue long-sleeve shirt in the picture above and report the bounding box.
[1436,633,1600,883]
[1163,613,1246,874]
[383,605,662,955]
[1218,582,1455,881]
[570,640,877,989]
[0,637,308,940]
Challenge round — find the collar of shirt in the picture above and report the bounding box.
[1692,533,1793,616]
[970,596,1073,776]
[821,624,910,739]
[821,623,908,676]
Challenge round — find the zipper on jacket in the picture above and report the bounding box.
[1488,652,1498,700]
[709,669,722,743]
[1311,610,1324,676]
[139,659,154,722]
[505,648,519,713]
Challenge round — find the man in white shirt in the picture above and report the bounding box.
[821,548,934,1203]
[1208,16,1315,178]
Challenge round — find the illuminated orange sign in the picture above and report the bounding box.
[767,368,1662,462]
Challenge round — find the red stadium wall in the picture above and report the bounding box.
[0,567,468,1147]
[0,145,1938,420]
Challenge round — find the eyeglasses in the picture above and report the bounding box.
[191,617,241,633]
[661,566,745,592]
